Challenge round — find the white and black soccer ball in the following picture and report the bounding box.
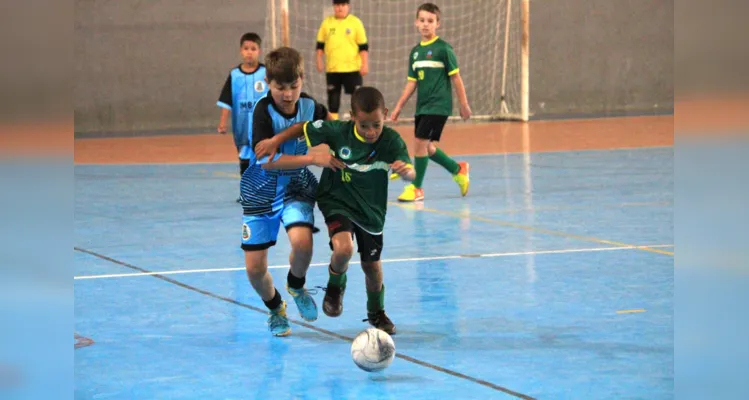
[350,328,396,372]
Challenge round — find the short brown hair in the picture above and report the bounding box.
[351,86,386,114]
[416,3,441,20]
[264,47,304,84]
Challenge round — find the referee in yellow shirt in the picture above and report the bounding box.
[315,0,369,120]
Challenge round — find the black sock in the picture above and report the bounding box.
[287,271,306,290]
[263,288,282,310]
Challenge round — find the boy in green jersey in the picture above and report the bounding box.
[390,2,472,202]
[254,86,414,334]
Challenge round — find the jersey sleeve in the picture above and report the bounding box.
[387,131,412,164]
[217,74,232,109]
[316,19,327,49]
[407,49,417,81]
[445,45,460,76]
[252,100,278,164]
[303,119,337,148]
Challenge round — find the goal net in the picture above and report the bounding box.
[266,0,528,121]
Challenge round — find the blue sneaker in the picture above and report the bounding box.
[268,301,291,337]
[286,285,318,322]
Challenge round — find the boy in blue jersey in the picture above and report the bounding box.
[240,47,343,336]
[217,32,269,202]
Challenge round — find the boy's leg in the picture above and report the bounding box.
[341,72,363,120]
[326,73,342,120]
[426,125,471,197]
[281,201,318,322]
[352,227,395,334]
[241,214,290,336]
[397,115,432,202]
[322,214,356,317]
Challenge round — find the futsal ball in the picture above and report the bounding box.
[350,328,396,372]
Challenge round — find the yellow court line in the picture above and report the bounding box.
[616,309,647,314]
[388,202,674,257]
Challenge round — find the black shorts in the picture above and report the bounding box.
[325,214,383,262]
[326,72,362,95]
[414,114,449,141]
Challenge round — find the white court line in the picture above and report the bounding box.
[74,244,674,280]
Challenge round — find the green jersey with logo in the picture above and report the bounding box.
[303,119,411,234]
[407,36,460,116]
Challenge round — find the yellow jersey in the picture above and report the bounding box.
[316,14,368,73]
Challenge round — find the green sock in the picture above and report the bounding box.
[327,266,347,289]
[366,285,385,313]
[413,156,429,188]
[429,148,460,174]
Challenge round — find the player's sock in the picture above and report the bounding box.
[429,148,460,174]
[263,288,283,311]
[328,265,347,288]
[239,158,250,177]
[366,285,385,313]
[287,271,305,290]
[413,156,429,188]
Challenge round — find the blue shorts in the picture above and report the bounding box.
[238,145,252,160]
[241,200,315,251]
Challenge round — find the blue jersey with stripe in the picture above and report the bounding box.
[217,64,268,148]
[240,93,328,215]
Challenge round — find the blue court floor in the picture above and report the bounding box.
[74,147,673,399]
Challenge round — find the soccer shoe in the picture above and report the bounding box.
[268,301,291,337]
[364,310,396,335]
[453,161,470,196]
[397,184,424,202]
[389,172,400,180]
[286,285,318,322]
[322,284,345,317]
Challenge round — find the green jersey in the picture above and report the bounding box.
[407,36,460,116]
[303,119,411,234]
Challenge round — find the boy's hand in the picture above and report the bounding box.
[360,63,369,76]
[217,122,227,134]
[255,138,279,160]
[316,58,324,73]
[460,104,472,120]
[390,107,402,122]
[391,160,414,180]
[312,153,346,171]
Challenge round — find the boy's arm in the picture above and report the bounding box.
[356,20,369,76]
[218,108,230,134]
[316,20,327,72]
[217,74,232,133]
[390,80,417,122]
[389,135,415,181]
[445,46,471,120]
[261,121,344,171]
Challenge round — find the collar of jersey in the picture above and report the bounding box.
[353,124,367,143]
[238,63,264,75]
[420,36,439,46]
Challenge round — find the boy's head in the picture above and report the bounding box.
[415,3,440,39]
[333,0,350,19]
[350,86,388,143]
[240,32,262,66]
[264,47,305,112]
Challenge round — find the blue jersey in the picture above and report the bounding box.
[217,64,268,149]
[240,93,328,216]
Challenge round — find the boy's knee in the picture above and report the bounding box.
[290,237,313,259]
[361,261,381,273]
[331,234,355,261]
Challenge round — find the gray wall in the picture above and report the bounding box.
[74,0,266,134]
[74,0,673,135]
[530,0,673,118]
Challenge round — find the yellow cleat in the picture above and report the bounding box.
[453,161,470,196]
[397,184,424,202]
[389,173,400,180]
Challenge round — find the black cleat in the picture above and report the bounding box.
[365,310,396,335]
[322,285,345,317]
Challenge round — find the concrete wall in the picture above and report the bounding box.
[74,0,673,135]
[530,0,673,118]
[74,0,266,135]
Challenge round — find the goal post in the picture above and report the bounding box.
[267,0,529,121]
